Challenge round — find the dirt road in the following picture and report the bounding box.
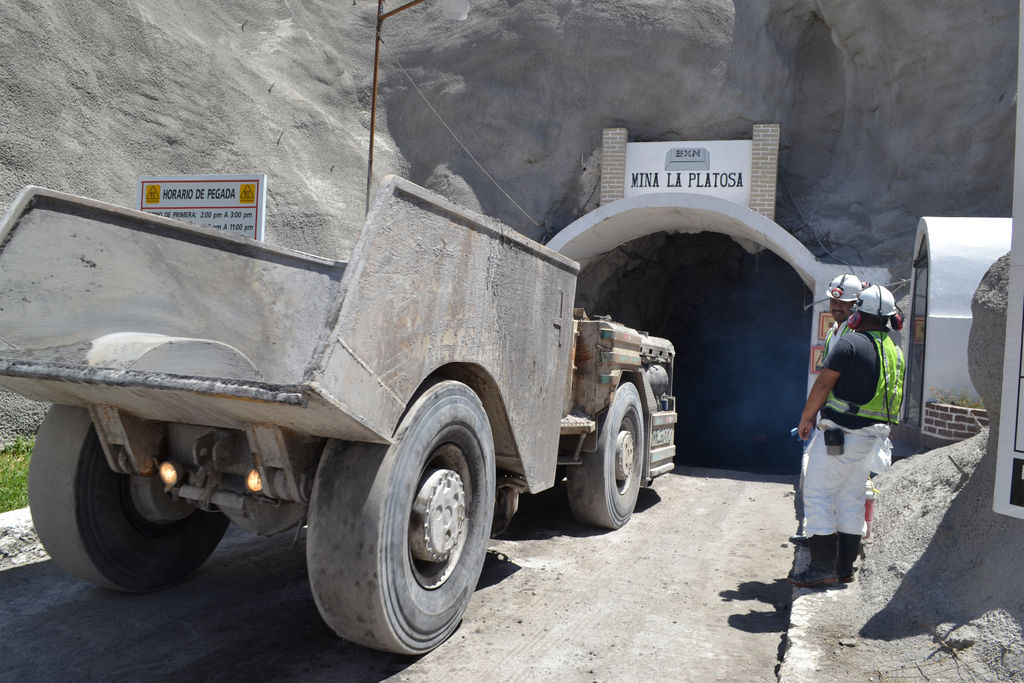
[0,467,797,682]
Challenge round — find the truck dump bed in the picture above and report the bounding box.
[0,176,579,488]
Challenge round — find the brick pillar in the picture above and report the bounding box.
[599,127,628,206]
[750,123,780,220]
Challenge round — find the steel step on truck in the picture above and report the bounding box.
[0,176,676,654]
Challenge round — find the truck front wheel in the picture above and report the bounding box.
[567,382,645,529]
[28,405,229,592]
[307,380,495,654]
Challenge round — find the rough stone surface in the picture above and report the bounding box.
[380,0,1019,265]
[0,508,46,569]
[0,0,1018,437]
[0,389,45,448]
[936,623,980,650]
[0,1,1016,265]
[970,253,1011,410]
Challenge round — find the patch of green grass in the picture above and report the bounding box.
[0,436,33,513]
[930,386,985,410]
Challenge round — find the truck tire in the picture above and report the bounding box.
[307,380,495,654]
[567,382,645,529]
[28,405,229,592]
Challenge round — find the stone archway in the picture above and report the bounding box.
[547,192,827,287]
[547,193,876,474]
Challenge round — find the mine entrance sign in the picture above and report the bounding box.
[137,173,267,241]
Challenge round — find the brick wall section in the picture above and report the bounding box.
[599,127,628,206]
[921,402,990,441]
[750,123,780,220]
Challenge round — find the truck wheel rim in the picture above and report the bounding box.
[409,445,469,589]
[615,429,635,488]
[126,473,195,526]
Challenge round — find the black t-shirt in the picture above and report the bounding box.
[821,330,892,429]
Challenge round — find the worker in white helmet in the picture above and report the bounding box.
[790,273,868,548]
[789,284,905,587]
[820,273,867,366]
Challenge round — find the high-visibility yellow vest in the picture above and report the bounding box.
[824,330,905,424]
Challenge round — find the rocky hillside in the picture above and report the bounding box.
[1,0,1017,267]
[0,0,1018,440]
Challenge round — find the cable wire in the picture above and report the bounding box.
[383,40,541,227]
[779,174,853,269]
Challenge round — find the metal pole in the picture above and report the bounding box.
[365,0,430,214]
[366,0,385,214]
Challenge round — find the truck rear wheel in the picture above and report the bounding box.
[28,405,229,592]
[307,380,495,654]
[567,382,645,529]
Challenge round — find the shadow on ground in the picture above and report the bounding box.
[0,529,415,681]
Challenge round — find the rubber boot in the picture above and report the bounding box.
[836,533,862,583]
[787,533,838,587]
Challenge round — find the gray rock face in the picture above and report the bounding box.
[0,389,46,447]
[386,0,1018,267]
[0,1,376,261]
[970,253,1011,414]
[0,1,1018,440]
[0,1,1016,268]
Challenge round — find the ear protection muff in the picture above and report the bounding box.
[890,304,904,331]
[848,299,903,331]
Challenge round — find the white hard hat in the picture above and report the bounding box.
[824,273,867,302]
[855,284,898,318]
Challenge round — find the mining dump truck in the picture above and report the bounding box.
[0,176,676,654]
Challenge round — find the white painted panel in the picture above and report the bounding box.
[994,11,1024,519]
[922,317,976,403]
[918,217,1011,319]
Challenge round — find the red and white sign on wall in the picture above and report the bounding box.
[137,174,267,241]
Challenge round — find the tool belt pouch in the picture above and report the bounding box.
[824,427,845,456]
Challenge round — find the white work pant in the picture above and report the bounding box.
[803,420,891,536]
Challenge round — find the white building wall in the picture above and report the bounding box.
[914,217,1012,406]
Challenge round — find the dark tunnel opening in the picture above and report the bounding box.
[575,231,812,475]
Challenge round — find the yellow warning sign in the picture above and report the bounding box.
[240,184,256,204]
[145,185,161,204]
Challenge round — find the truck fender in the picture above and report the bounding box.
[424,363,521,479]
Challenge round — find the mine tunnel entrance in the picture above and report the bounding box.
[575,231,812,475]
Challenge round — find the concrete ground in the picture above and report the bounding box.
[0,491,891,681]
[1,468,797,682]
[3,432,1021,681]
